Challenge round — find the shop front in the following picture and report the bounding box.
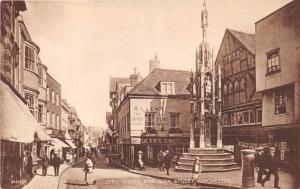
[141,136,189,166]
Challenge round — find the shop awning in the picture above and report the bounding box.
[52,138,70,148]
[65,139,76,148]
[0,80,37,143]
[36,125,52,141]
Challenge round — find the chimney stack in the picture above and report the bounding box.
[149,54,160,74]
[130,67,139,87]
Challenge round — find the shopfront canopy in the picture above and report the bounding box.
[0,80,38,143]
[36,125,52,141]
[65,139,76,148]
[52,138,70,148]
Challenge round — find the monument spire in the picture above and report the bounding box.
[201,0,208,43]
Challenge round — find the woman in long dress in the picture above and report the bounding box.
[84,153,96,185]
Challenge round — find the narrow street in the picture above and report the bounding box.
[57,154,218,189]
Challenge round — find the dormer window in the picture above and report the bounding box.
[161,82,175,95]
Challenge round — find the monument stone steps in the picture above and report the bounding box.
[175,148,239,172]
[179,157,235,164]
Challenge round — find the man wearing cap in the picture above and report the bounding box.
[255,147,264,184]
[261,147,280,188]
[164,150,172,176]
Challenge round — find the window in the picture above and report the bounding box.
[243,111,249,124]
[228,82,233,94]
[38,104,43,123]
[170,113,180,127]
[234,80,240,93]
[250,110,255,123]
[52,112,55,127]
[145,112,155,127]
[267,49,280,74]
[56,94,60,106]
[46,87,50,101]
[25,46,35,71]
[56,114,59,129]
[275,90,286,114]
[161,82,174,94]
[38,67,43,85]
[25,93,34,109]
[240,78,246,91]
[52,90,55,104]
[257,109,262,122]
[47,111,50,127]
[223,84,228,95]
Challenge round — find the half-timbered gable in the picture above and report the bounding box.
[215,29,266,164]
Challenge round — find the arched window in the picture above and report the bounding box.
[240,78,246,91]
[234,80,240,92]
[228,82,233,94]
[223,84,228,95]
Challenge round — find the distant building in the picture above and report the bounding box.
[109,69,142,153]
[255,0,300,171]
[215,29,265,164]
[116,68,191,167]
[46,73,62,136]
[61,99,70,133]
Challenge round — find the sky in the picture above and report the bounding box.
[22,0,292,128]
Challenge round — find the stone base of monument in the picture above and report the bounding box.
[175,148,239,172]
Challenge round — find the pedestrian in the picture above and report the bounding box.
[191,157,202,185]
[255,147,264,184]
[41,153,49,176]
[157,150,164,171]
[104,150,109,166]
[137,151,145,170]
[84,153,96,185]
[26,152,33,178]
[69,152,73,165]
[52,153,61,176]
[66,152,71,165]
[261,147,280,188]
[164,150,172,176]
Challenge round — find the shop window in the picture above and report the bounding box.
[267,49,280,74]
[170,113,180,127]
[275,90,286,115]
[145,112,155,127]
[25,46,35,71]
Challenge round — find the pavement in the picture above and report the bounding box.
[122,165,299,189]
[22,158,85,189]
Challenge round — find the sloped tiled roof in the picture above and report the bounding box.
[109,77,131,93]
[228,29,255,54]
[128,68,190,96]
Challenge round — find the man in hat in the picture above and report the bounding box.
[255,147,264,184]
[157,150,164,171]
[191,157,202,185]
[261,147,280,188]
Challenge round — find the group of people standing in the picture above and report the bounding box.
[40,153,61,176]
[156,150,173,176]
[255,147,281,188]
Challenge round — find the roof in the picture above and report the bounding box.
[109,77,131,93]
[128,68,190,96]
[228,29,255,54]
